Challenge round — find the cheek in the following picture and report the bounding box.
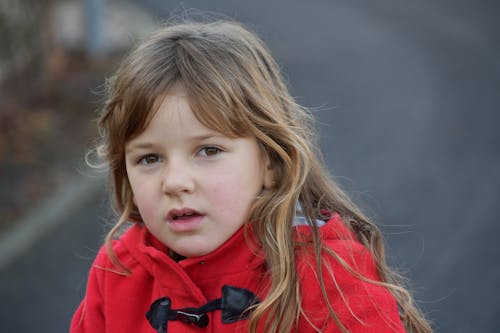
[207,176,260,218]
[207,179,232,204]
[129,179,157,217]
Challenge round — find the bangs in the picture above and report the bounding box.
[131,78,252,143]
[174,37,257,139]
[107,53,180,145]
[105,21,282,159]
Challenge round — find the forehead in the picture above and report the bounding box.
[147,88,209,134]
[156,85,190,122]
[145,83,246,139]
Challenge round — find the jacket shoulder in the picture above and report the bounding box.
[70,224,150,333]
[89,224,143,277]
[296,216,404,332]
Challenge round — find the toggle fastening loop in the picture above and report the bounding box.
[146,285,260,333]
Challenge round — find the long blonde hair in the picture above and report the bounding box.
[95,19,432,333]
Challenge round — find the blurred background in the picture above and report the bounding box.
[0,0,499,332]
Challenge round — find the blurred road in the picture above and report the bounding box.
[0,188,107,332]
[1,0,499,332]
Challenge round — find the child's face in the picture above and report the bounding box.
[125,85,271,258]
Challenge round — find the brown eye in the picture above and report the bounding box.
[199,146,222,157]
[138,154,160,165]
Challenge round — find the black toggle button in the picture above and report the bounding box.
[176,310,209,327]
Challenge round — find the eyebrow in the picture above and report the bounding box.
[125,142,155,154]
[125,133,225,153]
[188,133,222,141]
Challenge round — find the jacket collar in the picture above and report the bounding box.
[122,223,265,284]
[121,213,352,285]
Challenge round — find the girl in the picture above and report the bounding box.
[71,19,432,333]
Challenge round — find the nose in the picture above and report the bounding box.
[161,157,195,195]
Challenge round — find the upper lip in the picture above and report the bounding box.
[167,208,202,221]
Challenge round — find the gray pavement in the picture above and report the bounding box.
[0,186,108,332]
[1,0,499,332]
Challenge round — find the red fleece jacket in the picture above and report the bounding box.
[70,214,405,332]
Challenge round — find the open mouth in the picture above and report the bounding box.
[172,212,200,221]
[168,208,202,222]
[166,208,204,232]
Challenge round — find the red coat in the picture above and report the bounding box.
[70,214,405,332]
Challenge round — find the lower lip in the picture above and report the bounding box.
[167,215,204,232]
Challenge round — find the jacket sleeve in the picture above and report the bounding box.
[69,247,107,333]
[298,240,405,333]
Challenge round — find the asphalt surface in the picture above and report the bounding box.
[1,0,499,332]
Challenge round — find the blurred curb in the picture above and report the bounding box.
[0,174,105,271]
